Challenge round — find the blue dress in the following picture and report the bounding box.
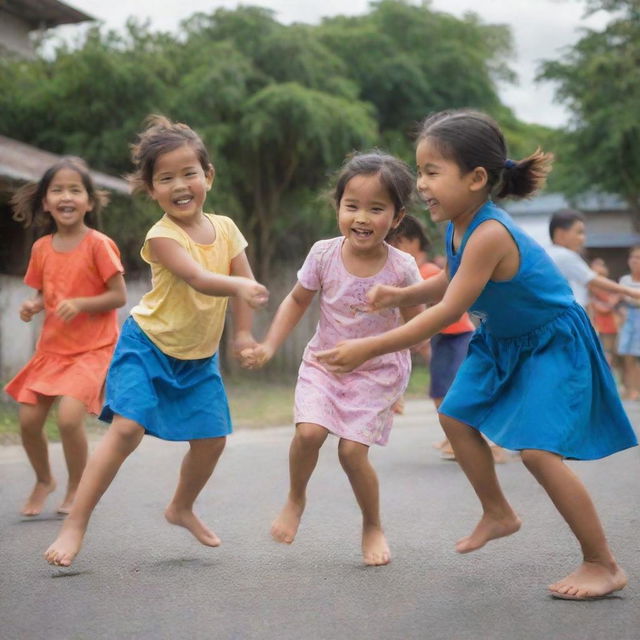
[439,201,637,460]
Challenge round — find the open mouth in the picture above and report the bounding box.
[352,228,372,238]
[174,196,193,206]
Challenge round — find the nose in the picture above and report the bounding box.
[354,208,368,223]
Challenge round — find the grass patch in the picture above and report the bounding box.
[0,367,428,444]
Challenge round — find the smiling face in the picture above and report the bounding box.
[149,144,214,224]
[337,173,403,254]
[41,167,93,232]
[415,137,486,223]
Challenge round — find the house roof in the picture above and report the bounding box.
[505,192,629,217]
[1,0,92,29]
[0,135,130,195]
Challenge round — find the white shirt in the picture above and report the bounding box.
[546,244,596,308]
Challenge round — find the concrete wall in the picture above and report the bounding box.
[0,10,35,59]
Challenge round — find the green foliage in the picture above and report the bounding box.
[538,0,640,220]
[0,0,530,275]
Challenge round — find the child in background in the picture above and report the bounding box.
[547,209,640,307]
[5,158,126,516]
[588,257,620,369]
[45,116,268,567]
[241,152,424,565]
[617,247,640,400]
[317,109,638,599]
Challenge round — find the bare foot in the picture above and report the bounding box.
[456,512,522,553]
[57,488,77,515]
[270,498,305,544]
[22,479,56,516]
[549,561,627,600]
[44,523,85,566]
[362,525,391,566]
[432,438,449,450]
[164,505,221,547]
[440,443,456,460]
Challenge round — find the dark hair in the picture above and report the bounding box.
[387,214,431,252]
[128,114,213,194]
[549,208,585,241]
[11,157,107,232]
[333,151,414,216]
[418,109,553,200]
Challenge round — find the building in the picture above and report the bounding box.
[505,192,640,278]
[0,0,92,58]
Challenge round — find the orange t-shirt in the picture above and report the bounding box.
[419,262,475,334]
[24,229,124,356]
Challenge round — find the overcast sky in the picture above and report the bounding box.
[61,0,609,128]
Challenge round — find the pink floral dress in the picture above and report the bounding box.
[294,237,421,446]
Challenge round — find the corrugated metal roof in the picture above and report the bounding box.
[0,135,130,195]
[1,0,92,28]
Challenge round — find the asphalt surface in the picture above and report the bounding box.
[1,399,639,640]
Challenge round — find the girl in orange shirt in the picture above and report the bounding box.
[5,158,126,517]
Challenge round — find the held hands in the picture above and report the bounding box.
[315,338,375,374]
[19,298,44,322]
[366,284,402,312]
[236,278,269,309]
[240,343,275,370]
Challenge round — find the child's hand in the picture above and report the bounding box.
[366,284,402,311]
[236,278,269,309]
[19,299,44,322]
[315,338,374,373]
[240,343,274,369]
[56,298,83,322]
[232,332,257,359]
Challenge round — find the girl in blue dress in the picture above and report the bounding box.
[316,109,638,600]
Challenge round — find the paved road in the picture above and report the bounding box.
[1,400,639,640]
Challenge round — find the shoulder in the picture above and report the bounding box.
[307,237,341,259]
[31,235,51,252]
[145,216,187,245]
[386,243,416,268]
[87,229,120,252]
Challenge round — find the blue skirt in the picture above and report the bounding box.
[440,303,637,460]
[99,317,232,441]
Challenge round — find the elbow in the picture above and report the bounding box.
[115,291,127,309]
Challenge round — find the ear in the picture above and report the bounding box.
[468,167,489,192]
[390,207,406,230]
[205,164,215,191]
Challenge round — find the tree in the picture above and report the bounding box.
[539,0,640,226]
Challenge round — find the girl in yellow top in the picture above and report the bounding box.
[45,115,268,567]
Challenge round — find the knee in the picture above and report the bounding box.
[439,414,464,438]
[110,417,144,447]
[57,416,84,435]
[520,448,551,471]
[295,424,326,450]
[338,440,366,472]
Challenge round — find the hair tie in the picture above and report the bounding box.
[504,159,516,169]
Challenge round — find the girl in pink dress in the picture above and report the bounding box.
[5,158,126,517]
[241,152,423,565]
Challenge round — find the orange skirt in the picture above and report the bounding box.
[4,344,115,415]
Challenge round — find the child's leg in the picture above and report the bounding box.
[19,396,56,515]
[44,415,145,566]
[165,436,226,547]
[622,356,639,399]
[56,396,89,514]
[520,449,627,599]
[338,438,390,566]
[271,422,329,544]
[440,414,521,552]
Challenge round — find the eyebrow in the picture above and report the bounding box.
[343,197,389,206]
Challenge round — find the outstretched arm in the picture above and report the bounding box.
[228,250,262,355]
[589,276,640,302]
[148,237,269,308]
[317,221,511,372]
[56,274,127,322]
[241,282,316,369]
[368,268,449,311]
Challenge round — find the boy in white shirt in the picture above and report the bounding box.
[547,209,640,306]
